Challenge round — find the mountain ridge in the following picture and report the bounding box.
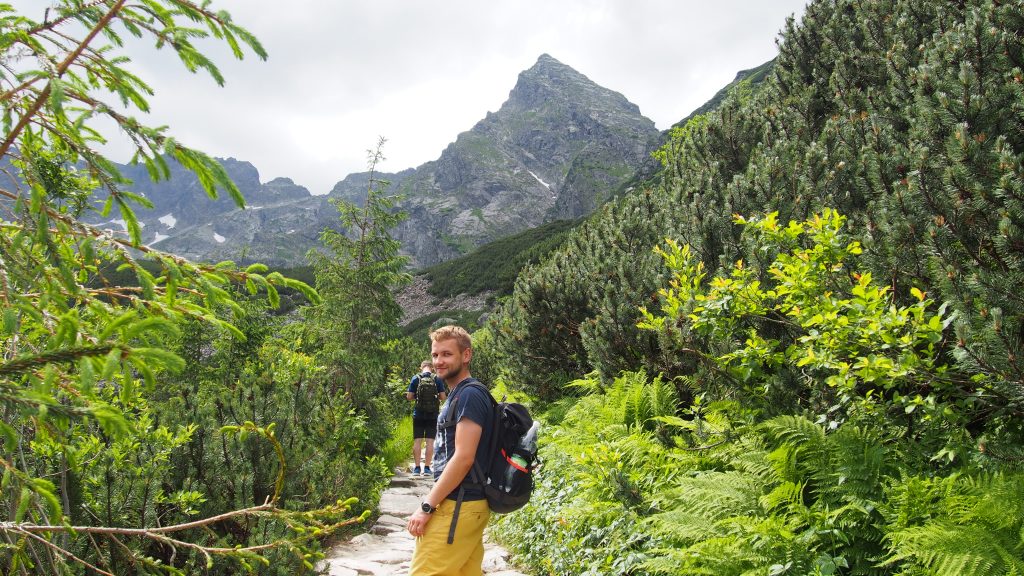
[73,54,736,268]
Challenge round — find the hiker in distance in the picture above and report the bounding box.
[407,325,495,576]
[406,360,447,476]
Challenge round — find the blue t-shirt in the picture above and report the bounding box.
[407,372,446,418]
[432,378,495,501]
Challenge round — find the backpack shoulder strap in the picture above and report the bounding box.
[438,379,499,482]
[442,379,498,545]
[439,378,493,428]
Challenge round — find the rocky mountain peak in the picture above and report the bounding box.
[216,158,261,190]
[505,54,640,119]
[385,55,662,266]
[523,53,578,80]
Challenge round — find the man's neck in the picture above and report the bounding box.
[445,370,472,389]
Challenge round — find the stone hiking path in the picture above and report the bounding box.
[321,467,530,576]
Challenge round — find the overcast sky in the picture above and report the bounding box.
[15,1,807,194]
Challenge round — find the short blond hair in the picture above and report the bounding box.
[420,360,432,370]
[430,325,472,352]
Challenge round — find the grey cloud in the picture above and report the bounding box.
[9,0,807,193]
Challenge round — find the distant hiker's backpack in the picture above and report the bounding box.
[440,379,539,543]
[414,372,440,413]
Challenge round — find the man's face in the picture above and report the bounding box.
[431,337,470,381]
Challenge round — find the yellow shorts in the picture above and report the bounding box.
[410,498,491,576]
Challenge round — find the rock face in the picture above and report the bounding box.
[386,54,661,267]
[72,54,660,268]
[328,168,415,208]
[75,157,332,266]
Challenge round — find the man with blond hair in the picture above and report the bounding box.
[407,325,495,576]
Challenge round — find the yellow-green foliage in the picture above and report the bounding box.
[883,473,1024,576]
[640,210,966,457]
[382,416,415,471]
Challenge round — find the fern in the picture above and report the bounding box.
[652,471,765,530]
[886,523,1020,575]
[884,472,1024,575]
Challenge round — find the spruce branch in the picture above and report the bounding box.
[0,344,117,376]
[0,0,128,159]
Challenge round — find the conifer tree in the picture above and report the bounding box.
[871,2,1024,437]
[303,139,411,448]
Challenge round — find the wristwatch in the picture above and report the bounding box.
[420,501,436,514]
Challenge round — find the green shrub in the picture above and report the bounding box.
[420,219,579,298]
[382,416,415,471]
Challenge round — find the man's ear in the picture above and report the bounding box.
[463,347,473,365]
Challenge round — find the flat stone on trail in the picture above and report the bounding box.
[329,556,394,575]
[389,477,417,489]
[324,565,359,576]
[378,492,421,517]
[376,514,407,528]
[362,545,412,564]
[387,486,422,496]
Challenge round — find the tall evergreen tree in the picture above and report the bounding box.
[303,139,412,449]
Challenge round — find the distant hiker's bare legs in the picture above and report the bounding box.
[412,438,423,469]
[424,440,434,470]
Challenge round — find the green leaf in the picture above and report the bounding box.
[15,487,31,522]
[131,347,186,372]
[78,356,95,393]
[49,77,65,114]
[101,348,122,380]
[90,403,130,438]
[0,421,17,452]
[267,284,279,309]
[123,317,179,341]
[100,194,114,217]
[98,310,138,340]
[31,479,62,521]
[2,307,17,335]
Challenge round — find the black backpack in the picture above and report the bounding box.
[440,379,539,543]
[414,372,440,413]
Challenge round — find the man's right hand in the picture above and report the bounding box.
[407,508,432,537]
